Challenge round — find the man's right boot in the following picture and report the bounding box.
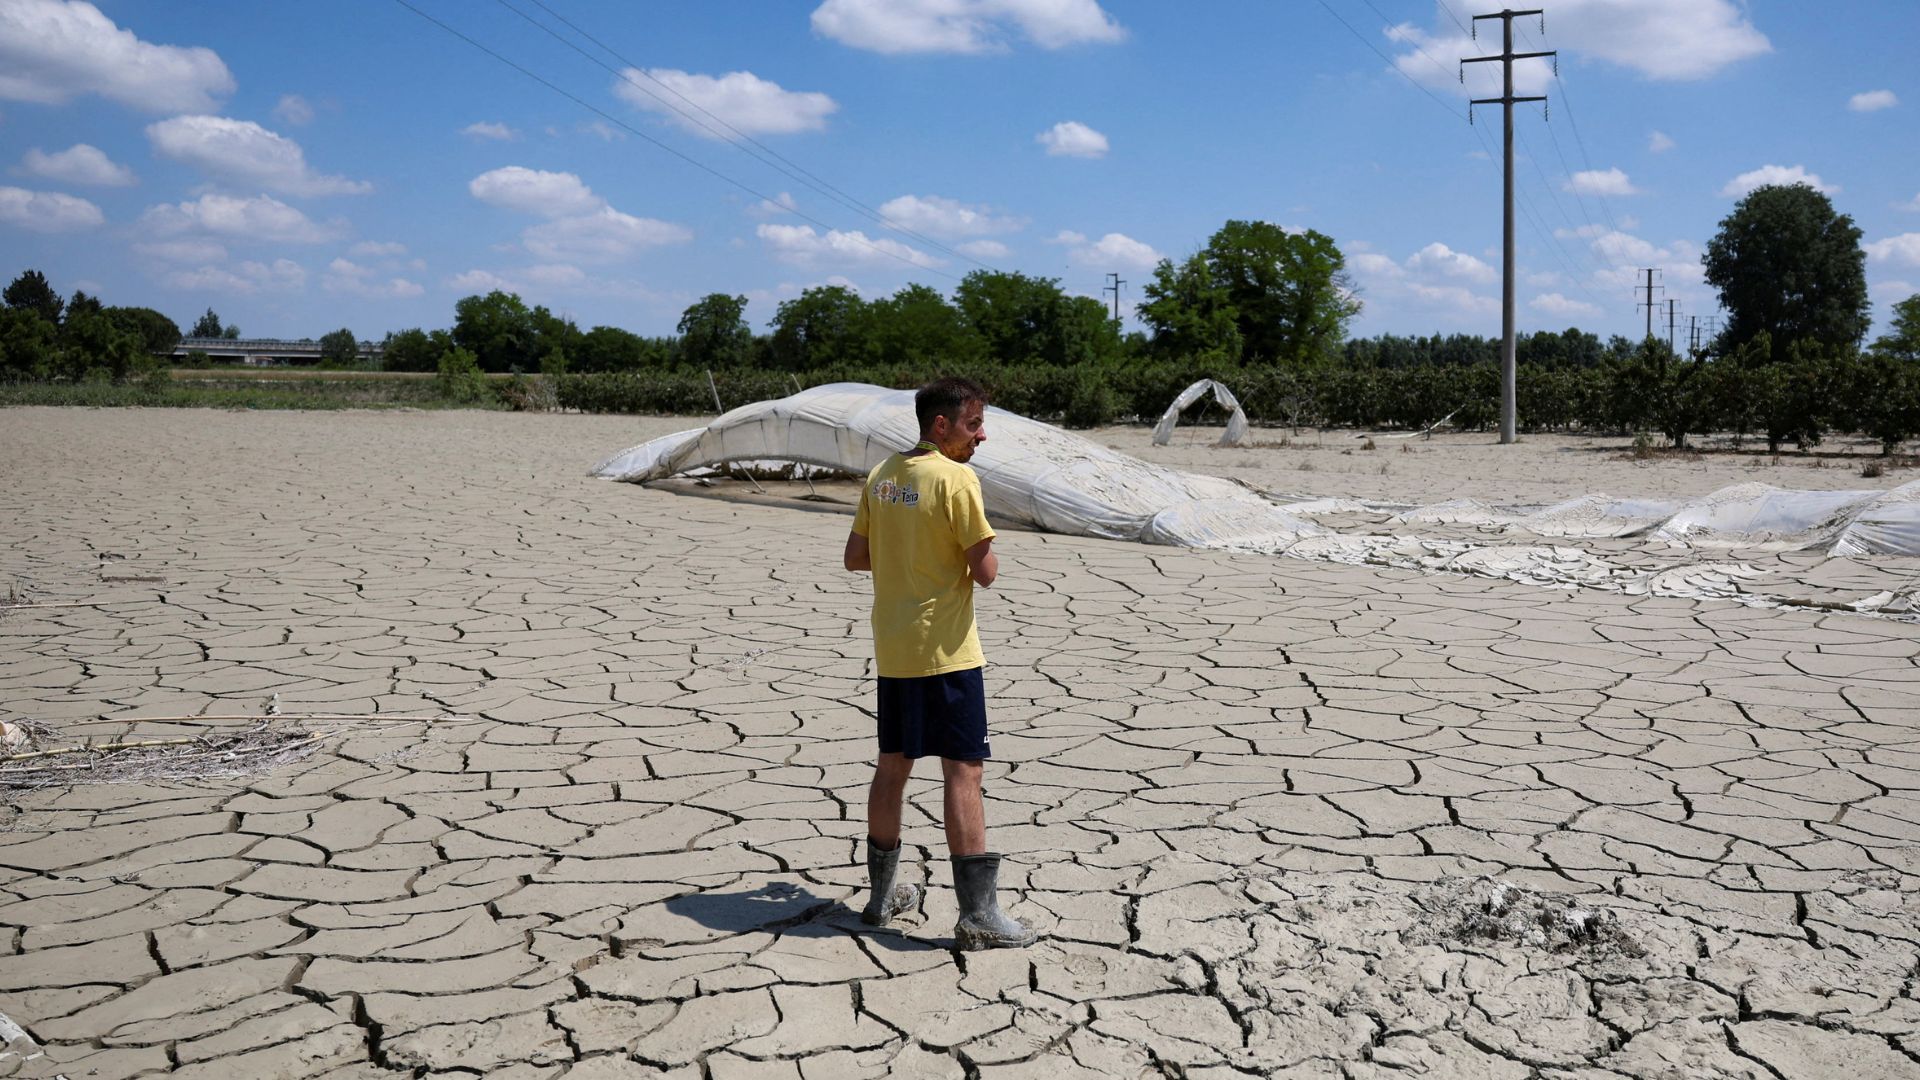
[951,853,1037,951]
[861,839,922,926]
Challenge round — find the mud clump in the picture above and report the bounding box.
[1415,877,1643,957]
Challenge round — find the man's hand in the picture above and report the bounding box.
[844,531,872,573]
[966,536,997,588]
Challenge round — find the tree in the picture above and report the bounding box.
[953,270,1121,367]
[1137,253,1241,364]
[452,290,536,372]
[1703,183,1869,351]
[436,347,489,403]
[576,325,672,372]
[190,308,224,338]
[221,322,241,339]
[318,327,360,367]
[1871,295,1920,363]
[0,307,58,381]
[65,290,102,321]
[677,293,754,369]
[56,308,146,381]
[380,328,445,372]
[768,286,868,371]
[4,270,64,325]
[529,304,582,367]
[104,307,182,358]
[860,284,984,368]
[1145,221,1361,367]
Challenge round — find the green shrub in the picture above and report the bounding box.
[436,347,489,404]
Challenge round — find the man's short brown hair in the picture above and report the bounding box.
[915,377,989,434]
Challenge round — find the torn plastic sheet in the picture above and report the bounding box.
[593,384,1920,616]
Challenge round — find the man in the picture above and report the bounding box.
[842,377,1035,951]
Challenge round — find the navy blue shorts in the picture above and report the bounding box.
[876,667,990,761]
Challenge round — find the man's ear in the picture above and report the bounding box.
[926,413,949,440]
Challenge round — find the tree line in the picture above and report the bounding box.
[3,194,1917,450]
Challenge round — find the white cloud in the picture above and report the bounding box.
[446,265,674,305]
[1050,229,1160,271]
[0,0,234,112]
[146,116,370,196]
[749,192,799,218]
[18,143,135,186]
[1388,0,1766,95]
[469,167,688,263]
[322,258,424,299]
[462,121,518,141]
[1408,282,1498,315]
[520,208,692,263]
[1406,242,1496,284]
[163,258,305,295]
[1037,120,1108,158]
[274,94,314,126]
[1530,292,1601,318]
[957,239,1011,259]
[1565,167,1640,196]
[349,240,407,258]
[1719,164,1838,198]
[613,68,837,137]
[810,0,1124,54]
[758,223,941,269]
[579,120,626,142]
[876,194,1025,238]
[140,192,337,244]
[1901,193,1920,213]
[1866,234,1920,268]
[0,185,104,231]
[132,238,227,264]
[1349,252,1405,278]
[1648,130,1674,153]
[1849,89,1898,113]
[448,269,516,293]
[469,166,604,218]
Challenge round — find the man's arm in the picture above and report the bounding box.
[965,536,996,588]
[844,530,872,573]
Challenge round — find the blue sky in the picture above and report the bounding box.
[1,0,1915,344]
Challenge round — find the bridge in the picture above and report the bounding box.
[171,337,384,366]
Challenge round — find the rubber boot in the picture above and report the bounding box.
[951,853,1036,951]
[861,840,922,926]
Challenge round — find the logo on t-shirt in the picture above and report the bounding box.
[872,478,920,506]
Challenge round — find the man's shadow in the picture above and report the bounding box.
[662,881,947,953]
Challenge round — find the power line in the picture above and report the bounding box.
[386,0,964,281]
[1315,0,1466,120]
[501,0,998,273]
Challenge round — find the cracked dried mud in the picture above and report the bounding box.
[2,408,1918,1079]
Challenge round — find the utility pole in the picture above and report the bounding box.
[1464,9,1554,445]
[1636,268,1663,341]
[1103,272,1127,323]
[1666,298,1679,354]
[1687,315,1702,357]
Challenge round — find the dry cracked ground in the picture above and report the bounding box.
[1,407,1918,1080]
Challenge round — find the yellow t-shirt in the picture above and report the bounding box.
[852,450,996,678]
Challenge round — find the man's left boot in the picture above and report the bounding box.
[861,839,922,926]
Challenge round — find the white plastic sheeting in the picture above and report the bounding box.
[592,383,1318,548]
[593,386,1920,618]
[1152,379,1250,447]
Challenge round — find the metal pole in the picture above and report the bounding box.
[1465,10,1549,445]
[1499,13,1516,445]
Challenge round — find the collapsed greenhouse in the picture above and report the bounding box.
[593,383,1920,611]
